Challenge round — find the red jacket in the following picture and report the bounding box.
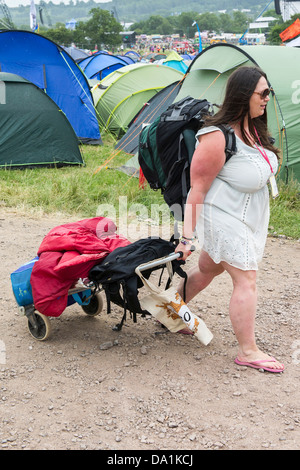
[31,217,130,317]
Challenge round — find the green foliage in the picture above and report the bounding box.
[74,9,123,48]
[132,10,249,38]
[8,1,273,30]
[7,0,299,45]
[42,8,122,48]
[268,24,286,44]
[41,24,73,44]
[269,178,300,239]
[109,0,269,22]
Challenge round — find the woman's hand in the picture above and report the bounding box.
[175,241,193,260]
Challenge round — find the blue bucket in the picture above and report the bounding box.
[10,256,39,306]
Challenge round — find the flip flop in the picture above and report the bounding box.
[234,357,284,373]
[177,328,194,336]
[155,321,194,335]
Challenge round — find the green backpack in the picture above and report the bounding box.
[138,96,236,220]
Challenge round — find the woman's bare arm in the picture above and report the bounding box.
[176,130,226,259]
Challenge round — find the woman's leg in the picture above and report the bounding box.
[176,250,224,334]
[221,261,284,371]
[178,250,224,302]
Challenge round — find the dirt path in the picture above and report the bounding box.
[0,209,299,450]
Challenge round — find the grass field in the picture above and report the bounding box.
[0,133,299,239]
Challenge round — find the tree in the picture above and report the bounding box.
[128,10,256,38]
[144,15,173,35]
[231,10,248,34]
[268,24,285,44]
[175,11,198,38]
[74,8,123,48]
[197,12,221,33]
[42,24,74,45]
[159,18,174,35]
[219,13,234,33]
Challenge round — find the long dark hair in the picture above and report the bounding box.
[205,66,280,158]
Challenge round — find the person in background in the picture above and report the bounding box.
[176,66,284,373]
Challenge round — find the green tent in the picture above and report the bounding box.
[0,72,83,168]
[177,44,300,182]
[91,63,184,138]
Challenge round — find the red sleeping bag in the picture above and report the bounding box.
[30,217,131,317]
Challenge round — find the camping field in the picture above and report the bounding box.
[0,134,299,240]
[0,134,299,452]
[0,135,166,216]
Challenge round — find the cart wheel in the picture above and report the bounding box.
[27,312,52,341]
[81,293,103,316]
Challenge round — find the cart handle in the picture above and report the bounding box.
[135,251,183,277]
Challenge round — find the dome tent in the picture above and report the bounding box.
[124,50,141,62]
[176,44,300,182]
[78,52,133,80]
[115,80,182,155]
[0,72,83,168]
[154,50,189,73]
[116,55,136,65]
[0,30,101,145]
[91,63,184,138]
[61,45,89,63]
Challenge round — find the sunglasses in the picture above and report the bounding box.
[253,87,272,99]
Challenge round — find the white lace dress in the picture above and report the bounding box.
[195,126,278,271]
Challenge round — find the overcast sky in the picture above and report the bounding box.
[5,0,111,8]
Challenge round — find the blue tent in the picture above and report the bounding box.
[116,55,135,65]
[0,30,101,144]
[181,53,197,60]
[61,45,89,63]
[78,52,130,80]
[125,50,141,62]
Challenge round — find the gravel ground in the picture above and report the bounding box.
[0,209,299,451]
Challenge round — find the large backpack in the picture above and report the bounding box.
[138,96,236,220]
[88,237,187,330]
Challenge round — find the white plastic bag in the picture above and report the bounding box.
[137,273,213,346]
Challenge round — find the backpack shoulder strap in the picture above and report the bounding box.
[182,128,197,163]
[161,96,195,122]
[217,124,237,162]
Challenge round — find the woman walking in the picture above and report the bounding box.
[176,66,284,373]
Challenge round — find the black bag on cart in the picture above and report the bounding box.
[88,237,186,330]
